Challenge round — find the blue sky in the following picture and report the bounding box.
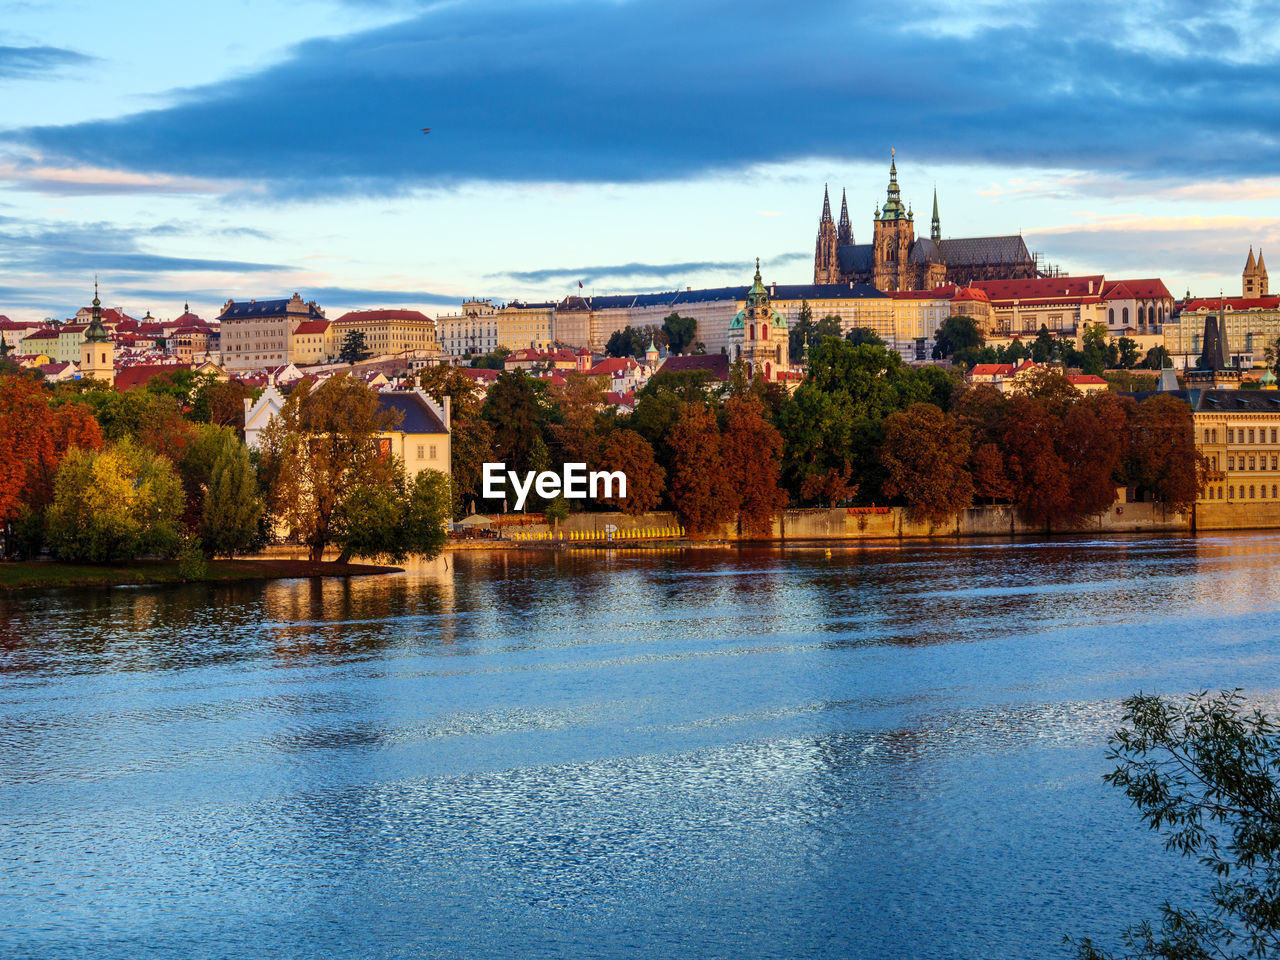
[2,0,1279,323]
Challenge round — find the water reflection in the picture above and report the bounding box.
[4,533,1280,959]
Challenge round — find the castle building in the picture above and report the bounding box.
[728,260,789,381]
[1244,246,1269,297]
[79,283,115,387]
[1164,248,1280,368]
[814,152,1042,291]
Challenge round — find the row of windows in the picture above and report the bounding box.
[1206,484,1279,500]
[1207,427,1280,444]
[1228,455,1279,471]
[1108,306,1165,325]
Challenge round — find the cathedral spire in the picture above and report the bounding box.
[837,189,852,245]
[880,150,905,220]
[821,184,833,224]
[85,278,109,343]
[1246,246,1257,271]
[930,186,941,242]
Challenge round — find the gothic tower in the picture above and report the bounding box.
[872,151,915,291]
[814,185,838,284]
[1244,247,1270,297]
[930,186,941,243]
[80,279,114,387]
[837,189,852,246]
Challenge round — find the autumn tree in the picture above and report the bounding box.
[879,403,974,526]
[596,429,664,515]
[1129,394,1206,512]
[1060,392,1131,520]
[668,404,735,537]
[258,375,402,561]
[548,374,609,466]
[1001,395,1072,529]
[192,377,256,429]
[419,364,494,516]
[721,396,787,538]
[46,439,185,562]
[954,385,1011,502]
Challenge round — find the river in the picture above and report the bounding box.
[3,534,1279,959]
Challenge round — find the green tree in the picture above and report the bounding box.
[339,330,370,364]
[482,371,550,480]
[845,327,886,348]
[332,469,450,563]
[46,439,185,561]
[420,364,495,516]
[1031,324,1058,363]
[1116,336,1141,369]
[662,312,698,354]
[789,300,815,361]
[201,431,265,557]
[1142,345,1172,370]
[1073,691,1280,960]
[932,315,984,364]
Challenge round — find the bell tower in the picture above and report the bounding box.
[872,150,915,291]
[80,279,115,387]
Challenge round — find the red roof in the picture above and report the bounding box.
[970,363,1014,376]
[461,368,500,383]
[334,309,432,323]
[588,357,638,376]
[952,286,990,302]
[1067,374,1108,385]
[657,353,730,381]
[113,363,185,391]
[1181,296,1280,312]
[606,390,635,407]
[1101,278,1171,301]
[292,320,330,335]
[971,276,1105,301]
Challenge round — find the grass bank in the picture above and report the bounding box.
[0,558,401,591]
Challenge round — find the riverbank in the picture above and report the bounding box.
[0,558,401,591]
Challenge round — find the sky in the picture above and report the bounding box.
[2,0,1280,324]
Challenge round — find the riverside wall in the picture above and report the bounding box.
[496,501,1194,542]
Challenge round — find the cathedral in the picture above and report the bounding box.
[814,152,1043,291]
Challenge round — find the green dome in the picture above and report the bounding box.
[1263,370,1276,385]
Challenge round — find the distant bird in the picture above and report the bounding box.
[421,127,431,134]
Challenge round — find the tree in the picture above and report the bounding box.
[667,404,734,537]
[482,371,550,479]
[815,314,843,341]
[1117,336,1141,369]
[606,324,665,359]
[1031,325,1058,363]
[845,327,886,348]
[46,439,185,562]
[339,330,370,364]
[1129,394,1206,512]
[331,469,450,563]
[418,364,492,516]
[932,315,984,363]
[879,403,974,525]
[468,347,510,370]
[596,429,664,515]
[721,396,787,538]
[201,431,265,557]
[1001,395,1072,528]
[548,374,609,466]
[258,374,402,561]
[662,312,698,354]
[192,376,256,429]
[1072,691,1280,960]
[789,300,815,361]
[1142,345,1172,371]
[1060,392,1130,520]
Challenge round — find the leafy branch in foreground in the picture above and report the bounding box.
[1071,691,1280,960]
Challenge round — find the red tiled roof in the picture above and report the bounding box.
[1181,296,1280,312]
[657,353,730,381]
[952,286,990,302]
[23,328,60,341]
[292,320,331,335]
[972,276,1105,301]
[333,309,432,323]
[1101,278,1172,300]
[588,357,638,376]
[970,363,1014,376]
[462,368,500,382]
[1067,374,1108,385]
[113,363,185,391]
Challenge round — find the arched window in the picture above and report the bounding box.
[776,345,782,363]
[748,325,755,341]
[1109,308,1114,324]
[1158,306,1165,322]
[761,324,768,341]
[1122,307,1129,325]
[765,362,772,380]
[1148,306,1156,325]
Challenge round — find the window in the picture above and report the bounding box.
[1230,486,1235,498]
[416,444,425,460]
[1250,457,1257,470]
[1250,428,1256,443]
[1273,429,1278,443]
[429,445,437,460]
[1228,428,1235,444]
[1205,428,1213,443]
[1229,456,1236,470]
[1251,485,1256,498]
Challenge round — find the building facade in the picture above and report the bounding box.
[326,309,438,363]
[220,293,326,371]
[728,261,789,380]
[434,299,555,358]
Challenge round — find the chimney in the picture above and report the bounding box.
[1088,280,1094,294]
[770,282,776,296]
[443,394,452,428]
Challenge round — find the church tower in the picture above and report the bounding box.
[1244,246,1269,297]
[80,280,115,387]
[837,189,852,246]
[872,150,915,291]
[813,185,839,284]
[930,187,941,243]
[730,259,789,381]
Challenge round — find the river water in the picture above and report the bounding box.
[3,534,1279,959]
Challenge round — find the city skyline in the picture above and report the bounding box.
[2,0,1279,323]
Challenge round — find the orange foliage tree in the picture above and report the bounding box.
[721,396,787,538]
[879,402,974,526]
[668,403,734,537]
[596,428,664,515]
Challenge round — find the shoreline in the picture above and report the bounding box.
[0,558,402,592]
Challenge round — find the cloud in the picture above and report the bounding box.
[8,0,1280,196]
[0,159,243,196]
[0,44,90,80]
[1025,214,1280,281]
[501,253,810,286]
[0,215,289,276]
[304,285,465,308]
